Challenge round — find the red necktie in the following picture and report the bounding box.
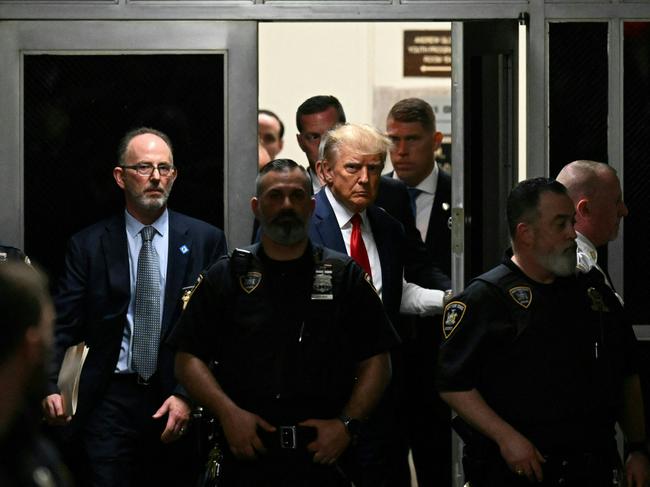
[350,214,372,278]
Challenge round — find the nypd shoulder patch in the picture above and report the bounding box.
[509,286,532,309]
[240,271,262,294]
[442,301,467,339]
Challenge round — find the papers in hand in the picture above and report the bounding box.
[57,342,89,417]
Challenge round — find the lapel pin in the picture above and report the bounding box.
[179,245,189,255]
[442,202,450,211]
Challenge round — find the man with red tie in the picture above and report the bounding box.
[309,123,444,487]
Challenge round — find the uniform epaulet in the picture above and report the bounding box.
[230,248,254,277]
[472,264,516,287]
[473,264,535,312]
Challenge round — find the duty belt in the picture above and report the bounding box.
[260,425,316,452]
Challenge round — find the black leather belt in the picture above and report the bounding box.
[112,373,155,386]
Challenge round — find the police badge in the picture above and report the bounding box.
[239,272,262,294]
[442,301,466,339]
[587,287,609,312]
[311,263,333,300]
[509,286,532,309]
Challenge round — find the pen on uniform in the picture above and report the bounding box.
[298,322,305,342]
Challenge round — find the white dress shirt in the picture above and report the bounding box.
[394,163,438,242]
[324,187,443,316]
[576,231,624,305]
[324,187,383,298]
[308,167,322,194]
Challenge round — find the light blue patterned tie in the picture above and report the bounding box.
[132,225,161,381]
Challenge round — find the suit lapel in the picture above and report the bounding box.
[101,215,130,305]
[163,211,191,335]
[312,191,347,253]
[367,206,393,299]
[426,172,451,248]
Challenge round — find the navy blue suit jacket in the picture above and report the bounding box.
[49,210,227,436]
[309,190,404,322]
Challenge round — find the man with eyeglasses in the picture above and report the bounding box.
[42,127,227,486]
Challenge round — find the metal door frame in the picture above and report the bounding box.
[0,20,257,249]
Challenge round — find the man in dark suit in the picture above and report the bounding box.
[42,127,227,486]
[384,98,453,487]
[310,123,445,487]
[386,98,452,278]
[296,95,448,291]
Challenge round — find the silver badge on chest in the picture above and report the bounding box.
[312,263,333,300]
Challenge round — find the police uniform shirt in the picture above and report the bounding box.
[437,256,638,452]
[170,242,399,423]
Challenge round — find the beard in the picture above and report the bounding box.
[537,242,578,277]
[137,191,169,211]
[259,210,308,246]
[125,184,171,212]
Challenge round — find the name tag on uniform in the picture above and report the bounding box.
[311,263,333,300]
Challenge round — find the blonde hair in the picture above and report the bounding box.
[319,123,392,166]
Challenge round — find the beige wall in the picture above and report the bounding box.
[259,21,452,168]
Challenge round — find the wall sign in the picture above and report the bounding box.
[404,30,452,78]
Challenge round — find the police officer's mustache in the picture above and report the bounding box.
[271,211,303,225]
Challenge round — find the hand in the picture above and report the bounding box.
[299,418,350,465]
[497,429,545,482]
[153,395,191,444]
[42,394,72,426]
[220,405,275,460]
[626,451,650,487]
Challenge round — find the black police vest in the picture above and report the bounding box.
[474,264,623,447]
[212,244,358,422]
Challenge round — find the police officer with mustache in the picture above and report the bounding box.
[437,178,643,487]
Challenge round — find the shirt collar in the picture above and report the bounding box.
[393,162,438,195]
[125,208,169,240]
[323,186,369,229]
[576,232,598,261]
[308,167,322,194]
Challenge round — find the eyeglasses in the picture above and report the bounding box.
[120,163,176,177]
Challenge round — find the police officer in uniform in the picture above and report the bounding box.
[437,178,647,486]
[557,160,649,485]
[171,159,399,486]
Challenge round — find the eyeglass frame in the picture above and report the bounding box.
[120,163,176,177]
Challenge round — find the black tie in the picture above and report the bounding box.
[407,187,422,218]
